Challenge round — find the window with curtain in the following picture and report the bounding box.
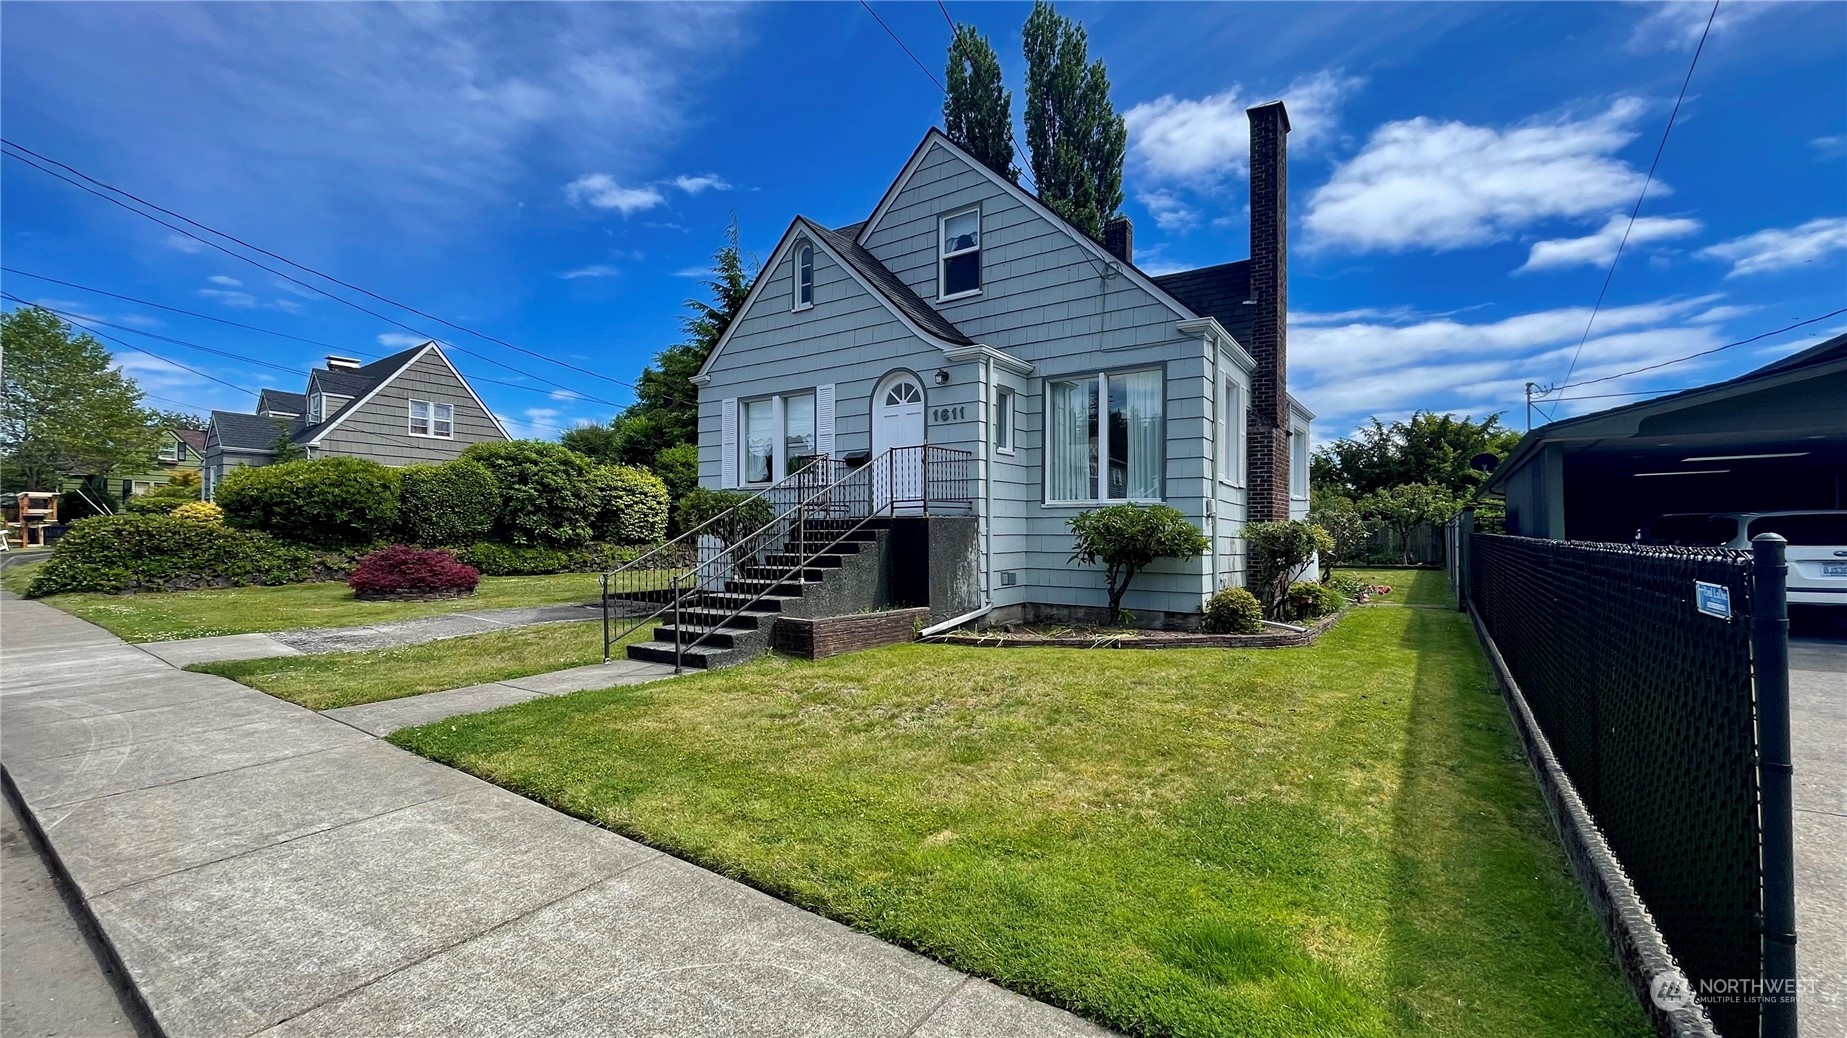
[940,208,981,298]
[783,392,816,468]
[742,398,774,484]
[1047,370,1162,502]
[794,244,814,309]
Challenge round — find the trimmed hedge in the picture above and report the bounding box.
[124,496,188,515]
[675,488,774,545]
[397,458,499,546]
[591,465,669,544]
[461,440,597,547]
[1200,587,1264,634]
[456,541,638,576]
[1281,580,1346,622]
[24,514,333,596]
[349,545,479,598]
[170,501,224,524]
[216,457,401,547]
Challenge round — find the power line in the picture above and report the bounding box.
[1,267,615,405]
[0,145,629,407]
[1545,307,1847,394]
[1554,0,1719,393]
[936,0,955,32]
[4,294,256,397]
[1,139,644,398]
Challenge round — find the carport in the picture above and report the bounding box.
[1486,333,1847,543]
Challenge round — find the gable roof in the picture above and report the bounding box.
[298,342,510,445]
[805,221,973,346]
[174,428,207,454]
[256,388,305,416]
[209,410,286,452]
[1153,261,1255,350]
[308,367,372,398]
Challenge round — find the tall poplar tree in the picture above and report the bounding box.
[1021,0,1126,241]
[943,24,1017,183]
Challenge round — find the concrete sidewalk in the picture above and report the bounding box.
[1790,637,1845,1036]
[0,597,1111,1038]
[138,601,607,666]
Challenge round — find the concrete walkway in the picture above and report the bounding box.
[139,601,604,666]
[324,660,675,736]
[1790,636,1845,1036]
[0,597,1111,1038]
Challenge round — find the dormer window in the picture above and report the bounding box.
[939,207,981,300]
[308,393,325,424]
[794,243,814,310]
[158,435,181,463]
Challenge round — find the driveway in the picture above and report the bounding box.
[1789,630,1845,1036]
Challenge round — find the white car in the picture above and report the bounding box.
[1640,511,1847,606]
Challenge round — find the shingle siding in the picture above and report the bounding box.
[310,350,505,464]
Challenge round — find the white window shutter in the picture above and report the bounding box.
[815,383,836,460]
[720,397,738,489]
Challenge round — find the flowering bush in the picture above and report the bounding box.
[347,544,479,598]
[169,501,224,524]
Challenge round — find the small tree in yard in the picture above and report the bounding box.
[1245,519,1332,620]
[1068,504,1209,625]
[1359,482,1460,565]
[1308,489,1369,576]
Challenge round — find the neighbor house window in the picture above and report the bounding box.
[994,387,1014,453]
[1222,380,1245,485]
[939,208,981,299]
[1290,426,1309,499]
[158,436,180,462]
[308,393,324,424]
[1046,369,1163,502]
[741,392,816,484]
[409,399,454,438]
[794,243,814,310]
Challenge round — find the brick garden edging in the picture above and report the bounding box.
[926,609,1344,649]
[351,588,477,603]
[1468,604,1717,1038]
[771,607,929,660]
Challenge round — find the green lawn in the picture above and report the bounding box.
[190,620,650,711]
[1342,567,1453,607]
[0,559,46,597]
[15,571,607,642]
[391,570,1645,1038]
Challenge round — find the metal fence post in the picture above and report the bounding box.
[1456,507,1475,613]
[601,571,611,664]
[672,574,684,676]
[1752,533,1797,1038]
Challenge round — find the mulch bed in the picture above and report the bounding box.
[927,609,1346,649]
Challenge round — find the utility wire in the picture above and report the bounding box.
[4,295,256,397]
[936,0,955,32]
[1,267,611,405]
[1554,0,1719,394]
[1546,307,1847,394]
[1,139,644,398]
[0,145,627,407]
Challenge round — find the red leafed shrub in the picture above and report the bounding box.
[348,544,480,599]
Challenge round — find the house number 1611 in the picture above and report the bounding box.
[931,406,966,422]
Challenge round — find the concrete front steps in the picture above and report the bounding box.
[623,519,887,670]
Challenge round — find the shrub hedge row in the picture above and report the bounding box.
[397,458,499,546]
[25,515,350,597]
[456,541,639,576]
[216,457,401,547]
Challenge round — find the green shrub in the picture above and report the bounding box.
[397,458,499,546]
[461,440,597,547]
[25,514,324,596]
[1246,519,1333,619]
[675,488,774,546]
[215,457,401,547]
[1325,573,1371,601]
[653,443,699,503]
[124,495,187,515]
[457,541,638,576]
[1200,587,1263,634]
[1280,581,1346,622]
[590,465,669,544]
[170,501,224,524]
[1069,503,1211,625]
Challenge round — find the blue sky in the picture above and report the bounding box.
[3,1,1843,443]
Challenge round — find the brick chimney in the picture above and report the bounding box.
[326,355,362,371]
[1245,100,1291,522]
[1103,216,1133,264]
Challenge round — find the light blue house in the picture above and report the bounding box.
[693,103,1314,627]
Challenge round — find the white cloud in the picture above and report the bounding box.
[269,298,303,314]
[162,233,207,254]
[377,332,428,348]
[272,279,324,300]
[198,288,259,309]
[1627,1,1770,53]
[670,173,730,194]
[670,266,710,278]
[1697,217,1847,277]
[559,263,621,280]
[497,406,564,439]
[1812,135,1846,159]
[1124,71,1360,185]
[1139,190,1201,233]
[564,173,665,215]
[1518,214,1703,272]
[1305,99,1655,252]
[549,389,582,401]
[208,274,244,287]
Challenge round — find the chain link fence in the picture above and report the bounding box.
[1466,534,1782,1037]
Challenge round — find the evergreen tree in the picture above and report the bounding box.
[943,24,1017,183]
[1,306,163,490]
[574,216,755,467]
[1021,0,1125,241]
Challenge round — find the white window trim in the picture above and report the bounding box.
[1220,378,1248,488]
[1042,368,1165,506]
[408,399,455,439]
[740,391,816,486]
[792,242,815,312]
[994,386,1016,455]
[158,437,181,462]
[937,205,982,303]
[1290,424,1310,500]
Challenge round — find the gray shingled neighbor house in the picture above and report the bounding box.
[201,342,508,499]
[692,103,1314,625]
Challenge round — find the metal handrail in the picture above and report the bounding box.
[598,455,835,581]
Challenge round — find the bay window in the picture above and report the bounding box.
[1046,369,1163,502]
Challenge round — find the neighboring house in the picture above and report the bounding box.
[60,427,207,512]
[202,342,509,499]
[693,103,1315,625]
[1485,331,1847,542]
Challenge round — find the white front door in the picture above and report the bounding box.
[872,374,926,511]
